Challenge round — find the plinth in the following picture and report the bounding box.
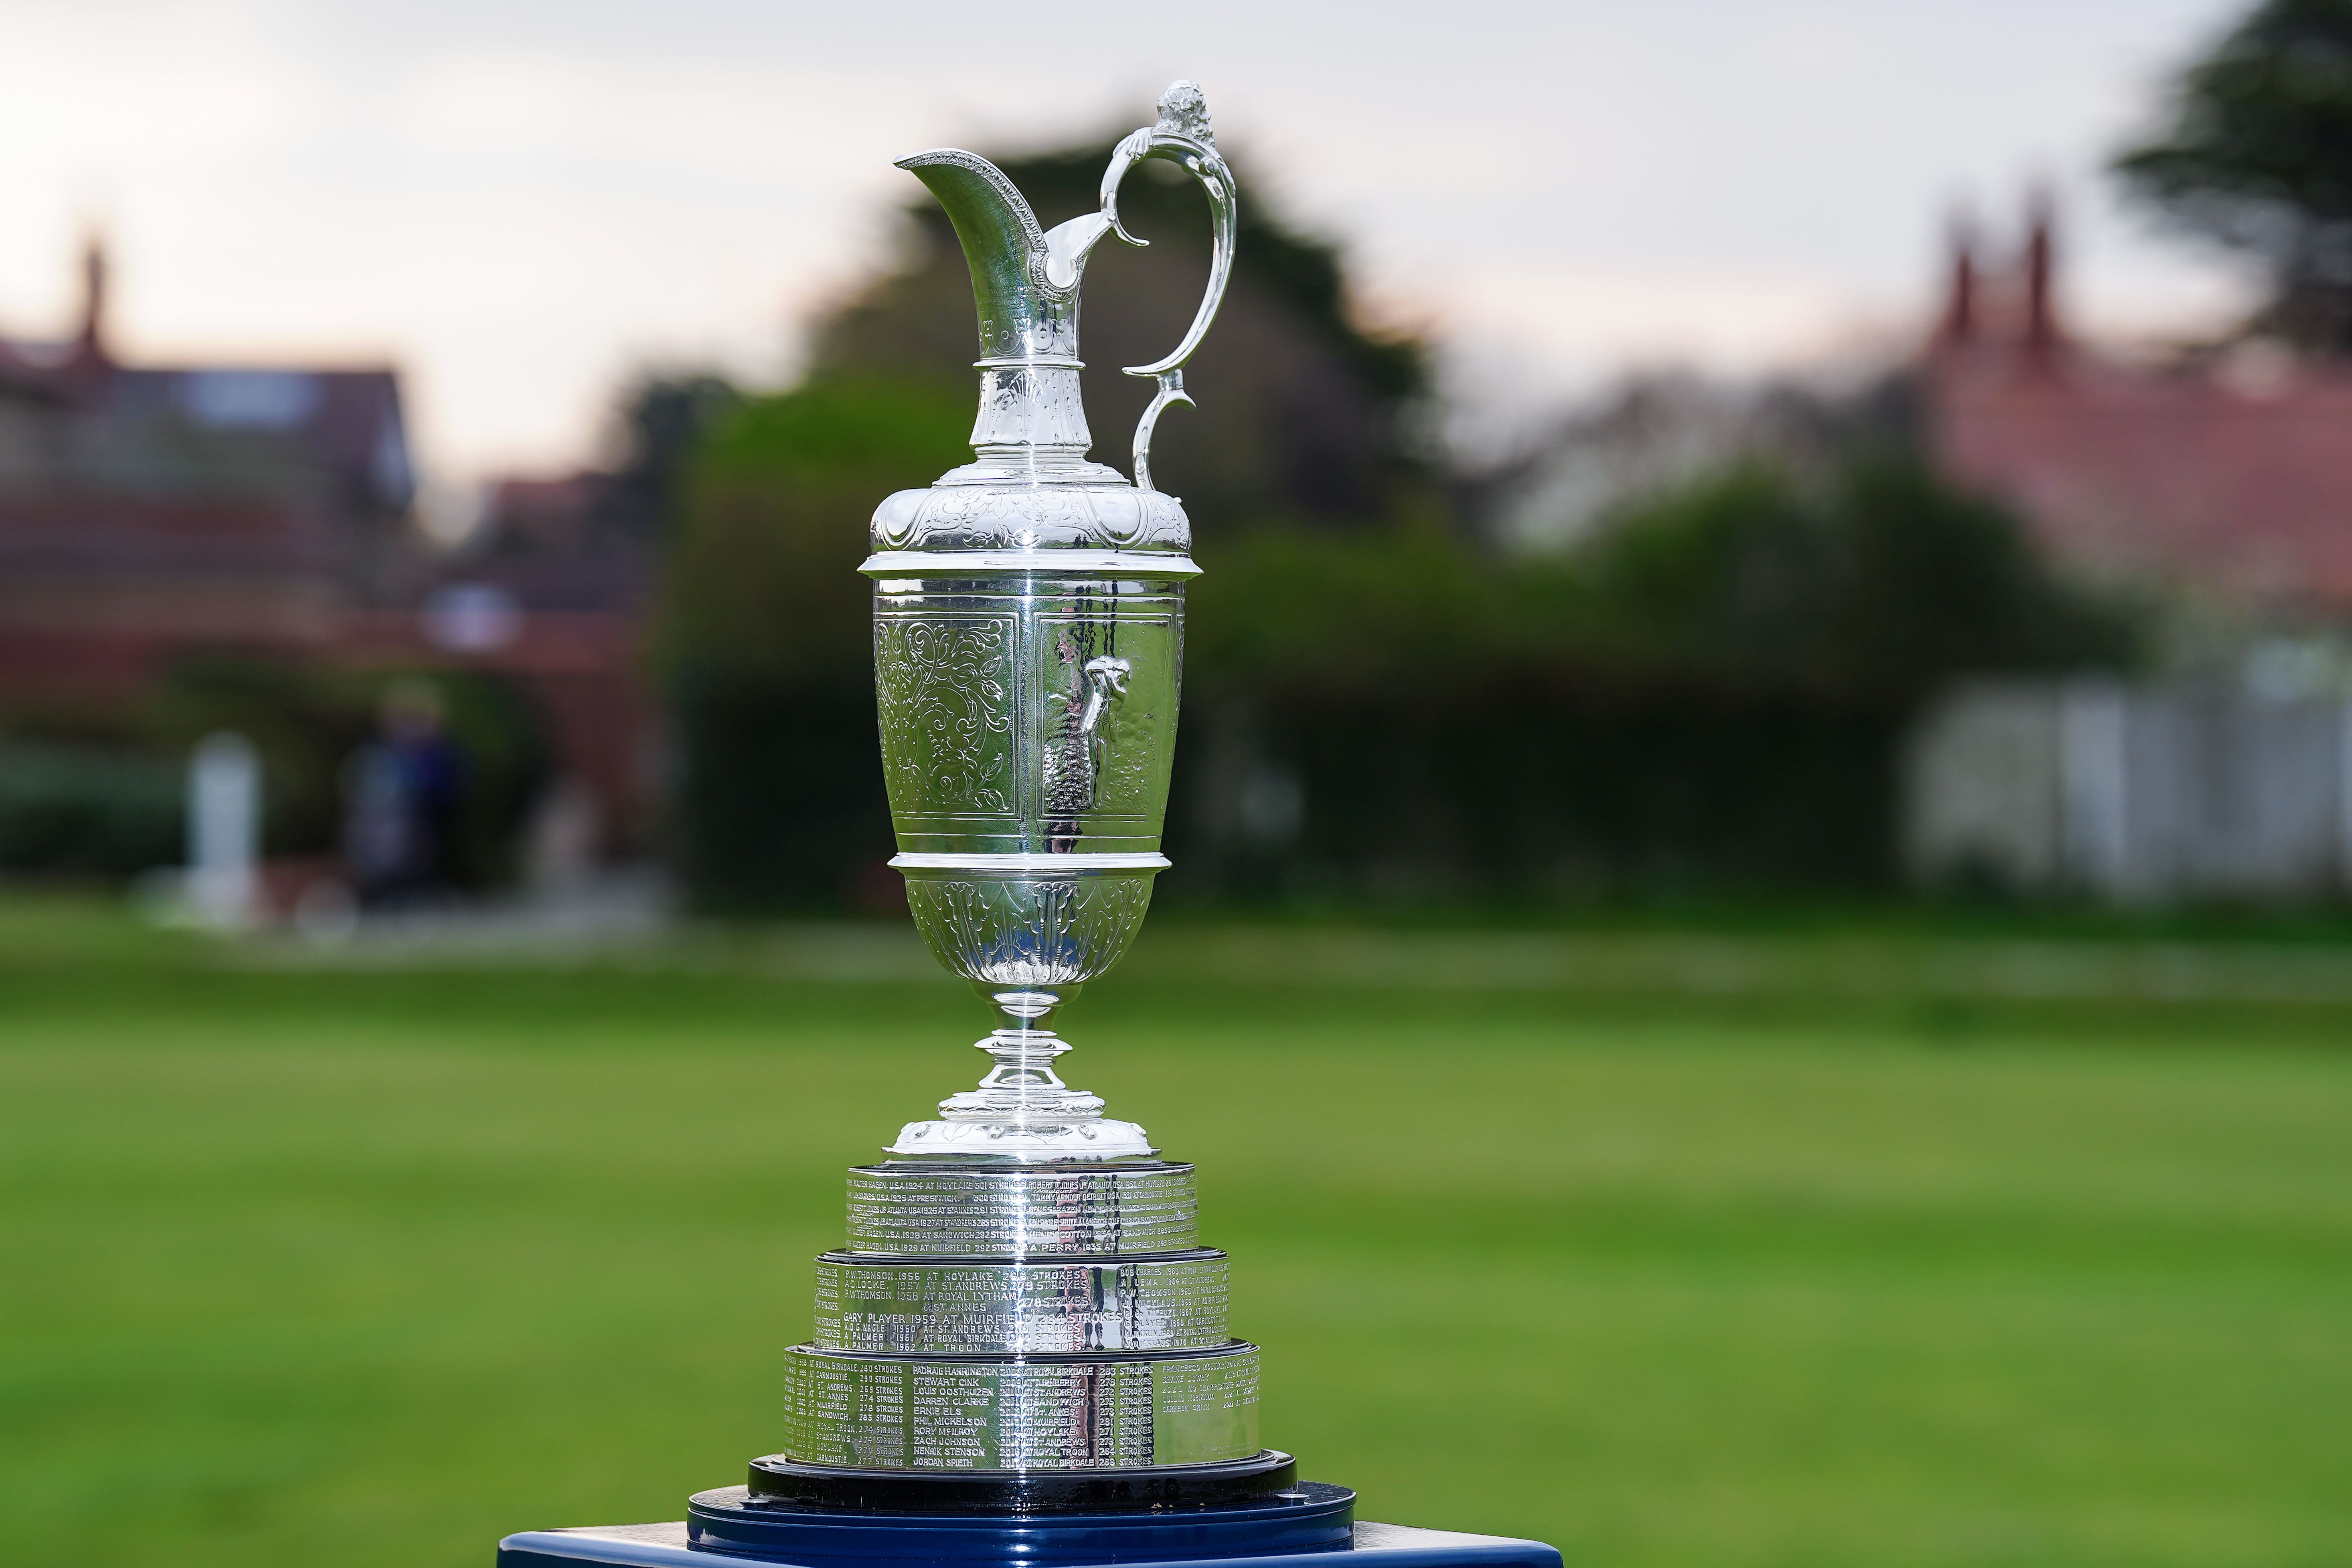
[498,1517,1562,1568]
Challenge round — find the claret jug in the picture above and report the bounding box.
[864,79,1234,1161]
[493,75,1560,1568]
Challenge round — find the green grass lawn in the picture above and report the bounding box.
[2,896,2349,1568]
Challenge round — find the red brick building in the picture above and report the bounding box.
[0,241,654,861]
[1924,201,2352,617]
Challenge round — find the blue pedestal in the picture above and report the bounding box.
[498,1485,1561,1568]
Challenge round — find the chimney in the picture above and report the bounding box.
[2023,188,2060,361]
[77,232,110,364]
[1934,208,1978,349]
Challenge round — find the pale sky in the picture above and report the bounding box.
[0,0,2257,482]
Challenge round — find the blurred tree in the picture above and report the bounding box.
[2116,0,2352,348]
[1579,457,2142,697]
[598,374,744,538]
[656,376,972,911]
[1184,520,1506,695]
[1167,458,2139,898]
[657,113,2137,906]
[0,744,181,879]
[1184,457,2131,702]
[811,141,1434,534]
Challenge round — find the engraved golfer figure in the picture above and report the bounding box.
[1044,631,1132,842]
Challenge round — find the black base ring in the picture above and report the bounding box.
[745,1449,1298,1513]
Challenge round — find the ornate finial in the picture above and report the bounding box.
[1156,80,1214,145]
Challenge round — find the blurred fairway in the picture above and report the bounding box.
[2,894,2350,1568]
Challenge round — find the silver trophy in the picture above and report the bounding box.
[864,78,1232,1166]
[498,74,1555,1568]
[761,82,1281,1493]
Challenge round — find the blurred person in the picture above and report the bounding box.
[343,680,464,908]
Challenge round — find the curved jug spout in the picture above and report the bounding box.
[894,81,1237,485]
[895,151,1124,372]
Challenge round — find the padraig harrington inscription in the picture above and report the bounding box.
[752,82,1292,1498]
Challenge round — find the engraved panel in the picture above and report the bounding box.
[1034,610,1179,843]
[1152,1345,1262,1466]
[844,1162,1197,1256]
[781,1344,1259,1470]
[873,614,1016,823]
[813,1253,1229,1354]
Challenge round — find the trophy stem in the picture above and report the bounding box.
[956,1027,1097,1117]
[887,989,1155,1160]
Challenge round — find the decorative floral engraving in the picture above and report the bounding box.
[874,617,1014,815]
[1133,490,1190,548]
[1095,696,1160,817]
[971,366,1091,448]
[873,485,1193,552]
[905,871,1157,987]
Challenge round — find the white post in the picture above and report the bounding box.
[2338,699,2352,896]
[188,731,261,928]
[2059,678,2131,899]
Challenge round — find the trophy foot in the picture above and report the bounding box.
[886,990,1156,1160]
[887,1115,1156,1159]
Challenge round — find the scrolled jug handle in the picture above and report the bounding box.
[1098,81,1237,492]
